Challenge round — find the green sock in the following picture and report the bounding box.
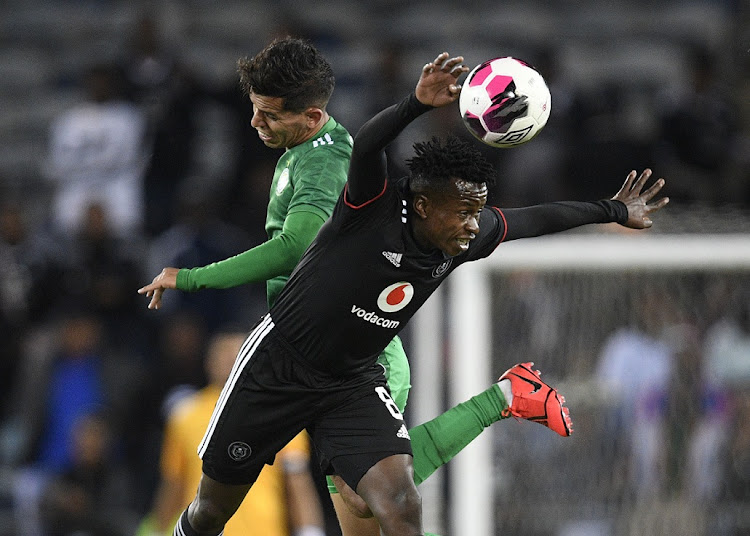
[409,384,507,486]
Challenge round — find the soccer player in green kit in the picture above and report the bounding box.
[139,38,567,536]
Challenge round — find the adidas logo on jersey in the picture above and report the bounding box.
[383,251,402,268]
[397,424,410,440]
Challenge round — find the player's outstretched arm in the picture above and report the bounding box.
[136,210,328,310]
[610,168,669,229]
[499,168,668,242]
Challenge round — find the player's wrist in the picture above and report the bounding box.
[175,267,191,290]
[410,91,434,111]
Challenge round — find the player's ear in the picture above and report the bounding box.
[413,194,429,219]
[304,107,324,126]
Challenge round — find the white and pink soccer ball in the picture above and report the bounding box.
[459,57,551,148]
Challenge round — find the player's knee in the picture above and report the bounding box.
[370,482,422,523]
[396,485,422,518]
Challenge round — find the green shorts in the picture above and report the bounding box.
[326,335,410,494]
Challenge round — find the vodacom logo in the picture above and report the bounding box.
[377,282,414,313]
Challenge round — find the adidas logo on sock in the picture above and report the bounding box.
[396,424,410,440]
[383,251,402,268]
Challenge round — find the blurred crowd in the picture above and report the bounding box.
[0,1,749,535]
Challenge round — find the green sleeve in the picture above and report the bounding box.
[175,208,327,291]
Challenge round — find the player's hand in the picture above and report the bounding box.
[611,169,669,229]
[137,267,179,310]
[415,52,468,108]
[330,475,373,518]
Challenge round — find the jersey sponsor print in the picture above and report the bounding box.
[350,281,414,329]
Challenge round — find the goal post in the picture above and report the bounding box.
[413,232,750,535]
[479,233,750,270]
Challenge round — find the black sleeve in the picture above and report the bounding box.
[500,200,628,241]
[346,93,432,207]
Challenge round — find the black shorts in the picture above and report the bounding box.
[198,314,412,491]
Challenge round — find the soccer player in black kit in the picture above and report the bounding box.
[174,52,668,536]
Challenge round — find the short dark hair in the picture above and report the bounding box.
[406,135,496,193]
[237,36,335,113]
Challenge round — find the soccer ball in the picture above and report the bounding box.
[459,57,551,148]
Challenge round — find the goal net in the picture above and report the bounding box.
[411,231,750,536]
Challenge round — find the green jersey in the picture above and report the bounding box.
[265,117,352,307]
[175,117,351,306]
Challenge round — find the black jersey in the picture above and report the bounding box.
[269,93,628,376]
[271,177,506,375]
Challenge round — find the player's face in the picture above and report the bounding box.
[249,92,316,149]
[416,178,488,257]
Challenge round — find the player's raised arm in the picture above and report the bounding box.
[346,53,467,206]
